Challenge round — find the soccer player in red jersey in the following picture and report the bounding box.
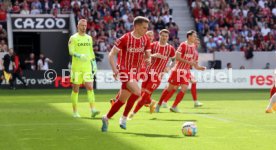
[128,29,175,119]
[101,16,151,132]
[109,30,155,107]
[161,38,203,108]
[155,30,206,113]
[266,73,276,113]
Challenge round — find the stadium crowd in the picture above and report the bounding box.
[0,0,180,54]
[189,0,276,53]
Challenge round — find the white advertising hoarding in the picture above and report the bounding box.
[95,70,275,89]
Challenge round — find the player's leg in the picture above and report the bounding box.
[71,84,80,117]
[70,71,82,118]
[162,85,177,108]
[190,77,203,107]
[270,86,276,98]
[110,90,120,106]
[84,81,100,118]
[102,87,132,132]
[120,80,141,129]
[156,83,178,112]
[266,93,276,113]
[170,83,188,113]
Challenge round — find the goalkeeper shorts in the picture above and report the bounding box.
[70,70,94,84]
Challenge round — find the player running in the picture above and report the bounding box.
[109,30,155,107]
[159,38,203,109]
[265,71,276,113]
[101,16,151,132]
[68,19,100,118]
[128,29,175,119]
[155,30,206,113]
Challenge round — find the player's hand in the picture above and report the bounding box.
[145,57,151,66]
[113,69,119,80]
[75,54,89,61]
[164,67,170,73]
[200,66,206,71]
[189,60,197,66]
[91,59,98,74]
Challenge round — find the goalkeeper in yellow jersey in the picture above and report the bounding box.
[68,19,100,118]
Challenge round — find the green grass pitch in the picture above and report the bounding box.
[0,89,275,150]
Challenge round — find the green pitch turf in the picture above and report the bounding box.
[0,89,275,150]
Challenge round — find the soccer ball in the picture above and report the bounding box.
[182,122,197,136]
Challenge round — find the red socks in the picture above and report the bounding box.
[191,83,197,101]
[172,91,185,108]
[123,94,140,117]
[107,100,125,119]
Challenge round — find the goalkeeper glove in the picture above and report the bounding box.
[91,59,97,74]
[74,54,88,61]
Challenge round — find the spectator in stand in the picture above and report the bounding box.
[0,40,8,52]
[226,63,232,69]
[206,37,217,52]
[37,53,53,71]
[0,5,7,21]
[20,5,30,15]
[30,6,41,15]
[42,0,52,14]
[24,53,36,70]
[263,63,270,69]
[12,0,21,14]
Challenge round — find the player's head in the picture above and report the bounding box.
[159,29,170,44]
[186,30,197,43]
[146,30,154,42]
[133,16,149,37]
[77,19,87,34]
[195,38,200,47]
[8,48,14,55]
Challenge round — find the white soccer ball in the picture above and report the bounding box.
[182,122,197,136]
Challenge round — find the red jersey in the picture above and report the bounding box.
[271,86,276,98]
[146,41,175,74]
[172,41,198,71]
[114,32,151,71]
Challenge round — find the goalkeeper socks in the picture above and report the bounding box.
[123,94,139,117]
[71,91,79,106]
[191,83,197,101]
[172,91,185,108]
[163,89,176,103]
[107,100,125,119]
[133,92,150,113]
[87,90,95,104]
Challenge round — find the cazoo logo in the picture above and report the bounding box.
[12,17,68,29]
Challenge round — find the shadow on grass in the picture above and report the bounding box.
[150,118,197,122]
[111,131,182,139]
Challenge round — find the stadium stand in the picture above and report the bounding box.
[189,0,276,53]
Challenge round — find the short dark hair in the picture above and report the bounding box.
[133,16,149,25]
[186,30,196,38]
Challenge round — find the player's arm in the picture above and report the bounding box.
[68,36,88,60]
[108,46,119,79]
[175,52,196,66]
[151,53,167,59]
[90,37,97,74]
[194,62,206,71]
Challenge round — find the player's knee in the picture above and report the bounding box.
[133,91,141,97]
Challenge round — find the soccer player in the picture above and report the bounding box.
[265,76,276,113]
[128,29,175,119]
[155,30,206,113]
[109,30,155,106]
[101,16,151,132]
[68,19,99,118]
[160,38,203,108]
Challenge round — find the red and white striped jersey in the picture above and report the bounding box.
[114,32,151,71]
[146,41,175,74]
[172,41,198,71]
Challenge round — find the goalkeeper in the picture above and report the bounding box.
[68,19,99,118]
